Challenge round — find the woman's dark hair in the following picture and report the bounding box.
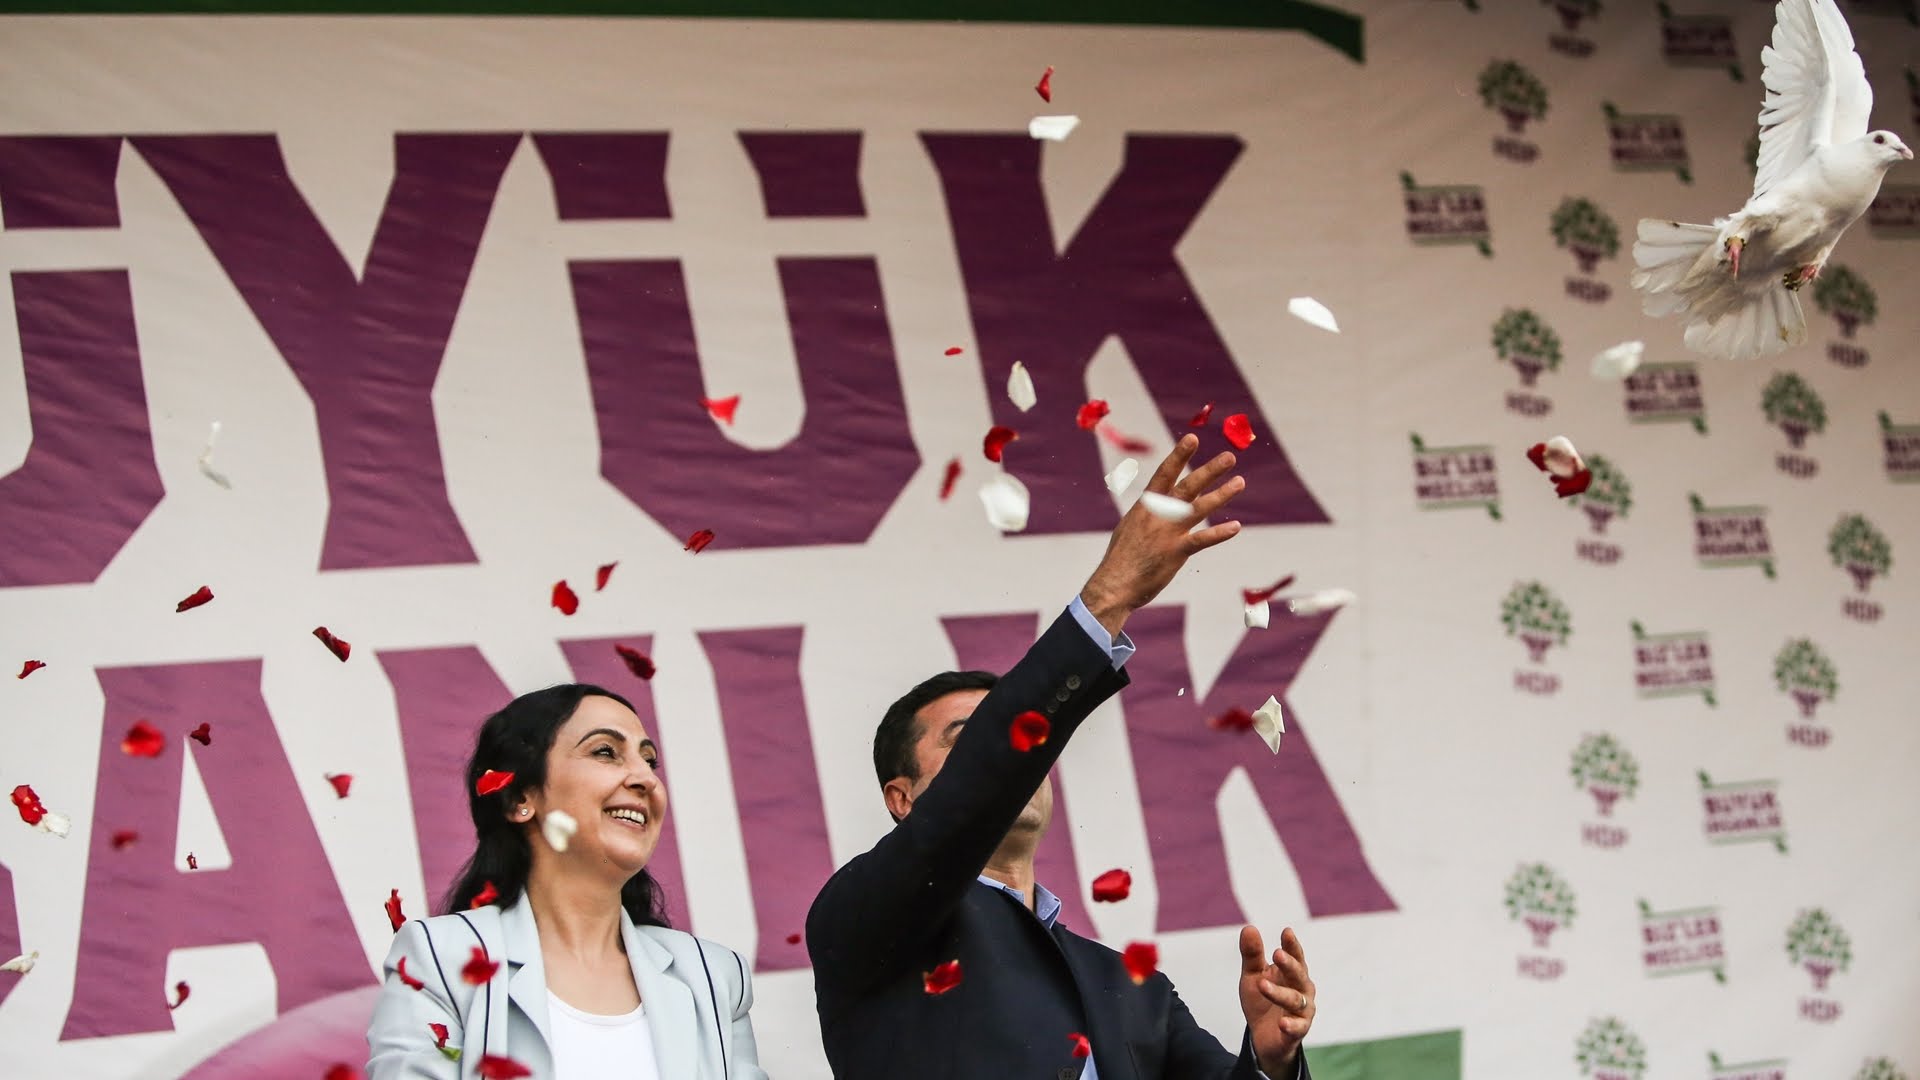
[442,683,672,927]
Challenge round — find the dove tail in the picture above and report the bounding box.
[1630,218,1719,318]
[1631,217,1806,359]
[1682,285,1807,360]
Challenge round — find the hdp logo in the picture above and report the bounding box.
[1856,1058,1909,1080]
[1813,265,1877,339]
[1570,453,1630,534]
[1784,907,1850,992]
[1503,581,1570,663]
[1505,862,1575,947]
[1571,734,1637,816]
[1492,308,1561,389]
[1574,1017,1646,1080]
[1830,514,1891,594]
[1762,372,1825,450]
[1774,639,1837,722]
[1551,196,1619,274]
[1480,60,1548,134]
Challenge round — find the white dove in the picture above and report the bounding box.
[1630,0,1910,360]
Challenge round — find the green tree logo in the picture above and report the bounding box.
[1761,371,1826,449]
[1785,907,1851,991]
[1502,581,1571,662]
[1829,514,1892,593]
[1550,197,1620,273]
[1855,1057,1908,1080]
[1574,1017,1646,1080]
[1774,638,1837,720]
[1480,60,1549,133]
[1570,733,1637,816]
[1571,453,1630,534]
[1548,0,1603,33]
[1491,308,1563,387]
[1813,265,1877,338]
[1505,862,1576,946]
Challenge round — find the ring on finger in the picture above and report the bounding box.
[1299,993,1309,1012]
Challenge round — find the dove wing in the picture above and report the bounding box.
[1752,0,1873,200]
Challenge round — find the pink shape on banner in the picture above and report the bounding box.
[133,132,519,572]
[921,132,1329,534]
[0,863,21,1009]
[1119,606,1394,928]
[63,661,370,1041]
[530,132,671,221]
[941,611,1099,938]
[0,135,123,228]
[697,626,837,971]
[179,985,379,1080]
[739,131,868,218]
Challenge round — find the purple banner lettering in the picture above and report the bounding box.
[0,135,122,229]
[0,863,19,1008]
[531,132,671,220]
[921,132,1328,533]
[134,133,518,571]
[64,660,369,1040]
[739,132,867,218]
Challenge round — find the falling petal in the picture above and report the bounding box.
[1,950,39,974]
[188,723,212,746]
[1035,65,1054,102]
[1590,340,1645,380]
[36,811,70,838]
[1242,575,1297,606]
[551,581,579,616]
[325,1065,365,1080]
[983,425,1019,463]
[785,933,802,946]
[17,660,45,679]
[475,770,515,796]
[197,421,232,489]
[1097,423,1154,453]
[396,956,425,991]
[979,472,1031,533]
[1244,600,1270,629]
[685,529,716,553]
[1288,588,1356,616]
[11,785,49,827]
[325,773,353,798]
[1208,707,1254,733]
[1286,296,1340,333]
[1138,492,1192,521]
[1554,468,1593,497]
[167,981,190,1010]
[1222,414,1256,450]
[111,829,138,850]
[944,346,964,356]
[1252,695,1286,754]
[614,644,656,680]
[1069,1033,1091,1058]
[1075,399,1111,431]
[312,627,352,662]
[121,721,165,759]
[469,881,499,908]
[428,1022,449,1047]
[1007,362,1037,412]
[1010,710,1051,752]
[542,809,578,853]
[1028,115,1080,141]
[595,563,616,591]
[1090,868,1132,903]
[186,852,198,870]
[461,947,499,986]
[1105,457,1140,494]
[1188,402,1215,427]
[701,395,740,425]
[1122,942,1159,984]
[385,889,406,932]
[476,1054,532,1079]
[939,457,963,501]
[1540,436,1583,477]
[176,586,215,613]
[923,959,963,995]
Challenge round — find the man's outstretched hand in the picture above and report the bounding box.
[1079,433,1245,638]
[1238,925,1315,1076]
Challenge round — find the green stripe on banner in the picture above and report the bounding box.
[1310,1029,1463,1080]
[0,0,1364,61]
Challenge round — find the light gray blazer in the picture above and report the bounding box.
[366,898,769,1079]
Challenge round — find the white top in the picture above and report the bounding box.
[547,990,661,1080]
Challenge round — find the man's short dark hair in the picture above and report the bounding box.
[873,670,999,788]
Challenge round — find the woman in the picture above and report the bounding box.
[367,683,768,1079]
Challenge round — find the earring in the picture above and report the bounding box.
[518,807,532,818]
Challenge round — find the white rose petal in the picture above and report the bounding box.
[1286,297,1340,334]
[1,950,38,975]
[1251,695,1286,754]
[1590,340,1645,380]
[1029,115,1081,141]
[1244,600,1270,629]
[1104,457,1139,494]
[1542,435,1584,478]
[542,809,578,853]
[1287,588,1357,616]
[36,811,70,839]
[197,421,232,489]
[1007,362,1037,413]
[1138,492,1192,521]
[979,472,1031,532]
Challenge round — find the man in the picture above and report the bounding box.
[807,435,1317,1080]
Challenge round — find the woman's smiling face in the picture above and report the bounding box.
[523,694,667,878]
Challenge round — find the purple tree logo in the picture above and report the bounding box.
[1551,197,1620,273]
[1570,734,1638,816]
[1492,308,1563,387]
[1574,1017,1646,1080]
[1547,0,1602,32]
[1774,639,1837,719]
[1828,514,1892,593]
[1761,372,1826,449]
[1480,60,1549,133]
[1570,453,1630,534]
[1505,862,1576,946]
[1785,907,1851,991]
[1813,265,1877,338]
[1502,581,1571,662]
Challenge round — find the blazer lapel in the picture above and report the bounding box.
[624,918,700,1080]
[501,900,555,1058]
[1053,927,1137,1080]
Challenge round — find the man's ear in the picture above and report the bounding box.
[882,777,915,823]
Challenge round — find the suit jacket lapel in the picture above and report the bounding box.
[501,899,555,1058]
[626,920,700,1080]
[1054,927,1136,1080]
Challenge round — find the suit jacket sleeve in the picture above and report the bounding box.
[722,943,771,1080]
[1166,1019,1311,1080]
[806,607,1129,999]
[366,921,464,1080]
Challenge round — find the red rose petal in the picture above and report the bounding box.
[312,626,352,662]
[596,562,617,591]
[17,660,45,679]
[175,585,214,613]
[685,529,716,553]
[385,889,406,932]
[111,829,139,850]
[1553,468,1593,498]
[1525,442,1549,472]
[121,720,166,758]
[1010,710,1051,752]
[477,1055,533,1080]
[10,784,49,826]
[1222,414,1255,450]
[1122,941,1159,984]
[396,956,426,991]
[939,457,963,501]
[983,425,1019,463]
[186,852,198,870]
[1036,65,1054,102]
[469,881,499,909]
[786,933,802,946]
[614,644,657,681]
[429,1021,450,1048]
[551,580,579,616]
[923,959,963,995]
[1069,1032,1091,1059]
[188,722,212,746]
[1241,574,1298,607]
[1076,399,1111,431]
[324,1066,363,1080]
[462,946,500,986]
[1208,707,1254,733]
[475,770,515,796]
[325,773,353,798]
[702,395,741,425]
[1188,402,1214,427]
[944,346,964,356]
[1090,868,1133,903]
[168,980,191,1010]
[1096,423,1153,453]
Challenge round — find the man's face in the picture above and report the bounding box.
[886,688,1053,836]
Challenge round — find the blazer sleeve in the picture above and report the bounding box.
[1170,1021,1311,1080]
[721,944,771,1080]
[806,607,1128,1000]
[366,921,466,1080]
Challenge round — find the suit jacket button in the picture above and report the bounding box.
[1066,675,1082,690]
[1059,1069,1079,1080]
[1055,688,1072,702]
[1045,703,1058,715]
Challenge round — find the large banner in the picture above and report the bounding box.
[2,3,1918,1078]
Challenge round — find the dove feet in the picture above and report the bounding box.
[1724,236,1745,278]
[1783,263,1820,292]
